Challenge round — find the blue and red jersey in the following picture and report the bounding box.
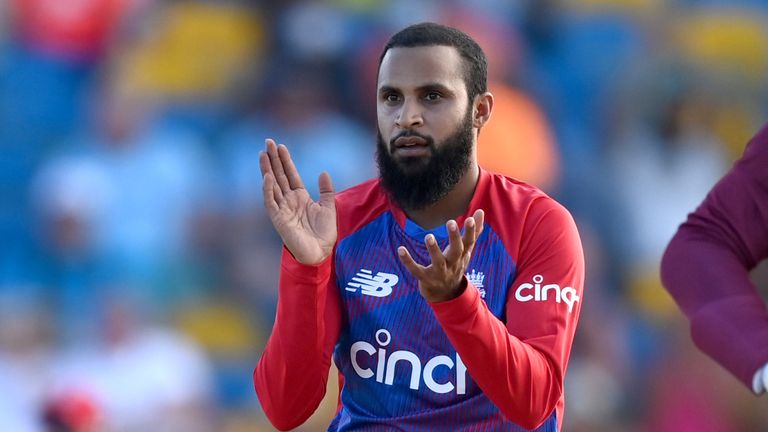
[255,168,585,431]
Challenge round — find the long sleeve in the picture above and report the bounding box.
[253,247,342,431]
[430,200,584,430]
[661,123,768,389]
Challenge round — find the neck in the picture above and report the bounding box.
[405,162,480,230]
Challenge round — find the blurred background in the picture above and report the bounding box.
[1,0,767,430]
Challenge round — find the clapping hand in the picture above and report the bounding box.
[259,139,337,265]
[397,210,485,303]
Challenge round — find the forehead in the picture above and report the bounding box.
[377,45,466,92]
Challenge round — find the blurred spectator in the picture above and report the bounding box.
[223,63,374,208]
[0,294,55,432]
[42,390,102,432]
[12,0,149,61]
[0,0,147,288]
[609,79,728,272]
[50,292,214,432]
[563,227,642,431]
[277,2,350,63]
[0,0,150,145]
[605,69,729,325]
[31,80,218,306]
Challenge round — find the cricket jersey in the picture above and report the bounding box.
[662,122,768,389]
[255,167,585,431]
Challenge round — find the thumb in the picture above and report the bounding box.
[318,172,335,207]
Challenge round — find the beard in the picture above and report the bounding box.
[376,110,474,211]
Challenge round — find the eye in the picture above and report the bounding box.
[383,93,401,104]
[424,91,442,102]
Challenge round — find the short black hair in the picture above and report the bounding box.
[378,22,488,101]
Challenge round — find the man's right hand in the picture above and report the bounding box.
[259,139,337,265]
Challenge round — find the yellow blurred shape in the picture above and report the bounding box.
[712,105,759,161]
[175,301,261,357]
[628,265,678,320]
[675,11,768,83]
[567,0,663,15]
[119,2,264,97]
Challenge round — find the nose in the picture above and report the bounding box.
[395,98,423,129]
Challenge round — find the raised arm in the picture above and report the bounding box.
[398,201,584,429]
[253,139,342,430]
[431,201,583,429]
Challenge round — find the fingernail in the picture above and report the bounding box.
[398,247,406,255]
[426,234,435,245]
[467,218,475,227]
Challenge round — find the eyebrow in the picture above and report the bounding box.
[378,83,456,96]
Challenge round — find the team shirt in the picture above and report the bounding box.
[255,168,585,431]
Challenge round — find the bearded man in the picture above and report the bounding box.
[254,22,584,432]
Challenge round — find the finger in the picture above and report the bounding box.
[397,246,427,279]
[262,173,283,213]
[424,234,446,268]
[461,216,476,244]
[258,149,273,178]
[444,220,464,263]
[260,151,284,202]
[318,172,335,208]
[463,209,485,257]
[277,144,305,191]
[474,209,485,237]
[266,139,292,193]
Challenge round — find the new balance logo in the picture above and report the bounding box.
[345,269,399,297]
[466,269,486,299]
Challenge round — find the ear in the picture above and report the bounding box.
[472,91,494,129]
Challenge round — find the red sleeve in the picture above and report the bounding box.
[430,199,584,430]
[253,247,342,431]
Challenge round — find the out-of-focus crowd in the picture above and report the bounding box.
[1,0,767,431]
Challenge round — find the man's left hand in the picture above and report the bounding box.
[398,209,485,303]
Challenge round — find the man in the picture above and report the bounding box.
[661,123,768,394]
[254,23,584,431]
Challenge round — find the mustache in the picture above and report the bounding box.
[389,131,434,147]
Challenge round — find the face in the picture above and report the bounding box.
[376,46,476,210]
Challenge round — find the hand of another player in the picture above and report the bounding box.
[397,209,485,303]
[260,139,337,265]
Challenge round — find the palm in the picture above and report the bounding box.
[271,187,336,264]
[260,140,337,264]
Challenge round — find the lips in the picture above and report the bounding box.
[394,136,428,148]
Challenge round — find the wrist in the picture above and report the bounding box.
[425,276,467,303]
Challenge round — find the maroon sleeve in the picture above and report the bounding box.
[431,198,584,430]
[253,248,342,431]
[661,123,768,388]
